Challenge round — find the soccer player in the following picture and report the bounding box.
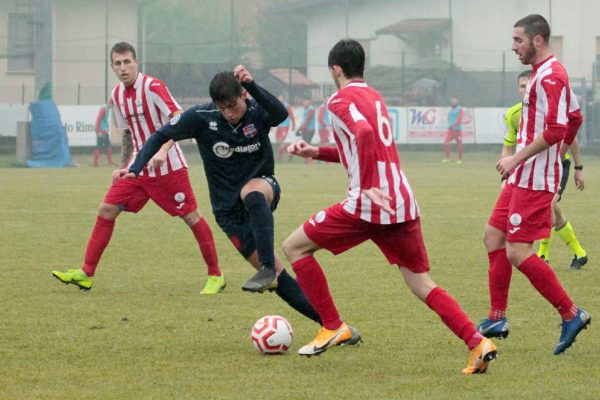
[477,15,590,354]
[52,42,224,295]
[503,71,587,270]
[442,97,464,164]
[284,39,496,374]
[93,99,114,167]
[296,96,316,164]
[317,95,331,146]
[118,65,344,329]
[274,94,296,162]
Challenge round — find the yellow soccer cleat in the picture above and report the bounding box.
[52,269,94,291]
[462,337,497,374]
[298,323,359,356]
[200,274,226,295]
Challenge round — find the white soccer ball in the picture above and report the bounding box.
[251,315,294,354]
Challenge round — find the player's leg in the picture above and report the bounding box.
[240,176,279,292]
[478,185,513,338]
[538,193,559,262]
[93,147,101,167]
[455,131,464,163]
[553,205,588,269]
[505,187,590,354]
[373,218,496,374]
[52,178,148,290]
[283,204,366,356]
[181,210,224,294]
[442,130,452,163]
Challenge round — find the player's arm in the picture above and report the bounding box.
[119,129,134,168]
[569,137,585,191]
[233,64,288,127]
[288,141,340,163]
[497,80,567,176]
[149,109,182,170]
[124,108,200,178]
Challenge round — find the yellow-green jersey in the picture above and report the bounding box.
[503,102,521,147]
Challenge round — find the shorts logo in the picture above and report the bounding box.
[315,210,326,223]
[509,227,520,234]
[212,142,233,158]
[209,121,218,131]
[509,213,522,226]
[170,114,181,125]
[174,192,186,202]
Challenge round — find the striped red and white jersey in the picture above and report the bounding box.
[111,73,187,177]
[508,56,570,192]
[328,81,419,224]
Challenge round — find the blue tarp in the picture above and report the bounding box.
[27,100,72,168]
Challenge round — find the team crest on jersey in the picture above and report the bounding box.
[209,121,218,131]
[169,114,181,125]
[509,213,522,226]
[135,99,143,107]
[243,124,257,138]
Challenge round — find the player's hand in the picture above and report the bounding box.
[287,140,318,158]
[234,65,253,83]
[149,148,168,171]
[574,170,585,191]
[112,168,135,182]
[496,155,518,177]
[363,188,395,215]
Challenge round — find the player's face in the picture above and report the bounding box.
[111,51,139,86]
[512,27,537,65]
[518,76,529,100]
[216,96,247,124]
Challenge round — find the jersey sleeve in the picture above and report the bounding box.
[148,79,182,119]
[329,97,377,189]
[111,88,129,131]
[503,104,519,147]
[540,76,568,145]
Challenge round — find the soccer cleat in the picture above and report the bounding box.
[456,160,463,165]
[241,266,277,293]
[462,338,497,374]
[52,269,93,290]
[477,318,510,339]
[569,255,588,270]
[344,325,363,347]
[554,308,591,355]
[540,255,550,264]
[442,159,451,164]
[200,274,226,295]
[297,323,356,356]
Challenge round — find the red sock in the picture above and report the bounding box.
[107,147,113,164]
[426,287,481,349]
[457,141,464,160]
[82,216,115,276]
[191,218,221,276]
[93,149,100,166]
[488,248,512,320]
[517,254,577,320]
[291,256,342,330]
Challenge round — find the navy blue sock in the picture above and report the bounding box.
[243,191,275,269]
[276,270,322,325]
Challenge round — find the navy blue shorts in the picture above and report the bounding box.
[215,175,281,259]
[557,158,571,200]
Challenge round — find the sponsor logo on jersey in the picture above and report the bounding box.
[212,141,262,158]
[170,114,181,125]
[209,121,218,131]
[243,124,257,138]
[509,213,522,226]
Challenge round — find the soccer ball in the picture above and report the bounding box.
[251,315,294,354]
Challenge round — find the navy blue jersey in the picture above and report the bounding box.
[128,81,287,216]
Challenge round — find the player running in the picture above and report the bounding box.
[117,65,357,332]
[478,15,590,354]
[52,42,223,295]
[284,39,496,374]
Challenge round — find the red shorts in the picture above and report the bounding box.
[303,203,430,273]
[275,126,289,142]
[444,129,462,143]
[103,169,198,216]
[488,184,554,243]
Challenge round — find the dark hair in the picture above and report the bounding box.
[517,70,532,81]
[327,39,365,79]
[110,42,137,62]
[209,72,243,103]
[514,14,550,43]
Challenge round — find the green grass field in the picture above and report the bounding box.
[1,150,599,399]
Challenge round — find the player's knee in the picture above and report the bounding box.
[242,191,267,210]
[505,247,526,267]
[281,237,294,261]
[98,203,119,220]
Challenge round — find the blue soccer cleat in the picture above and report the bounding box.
[554,308,591,355]
[477,318,510,339]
